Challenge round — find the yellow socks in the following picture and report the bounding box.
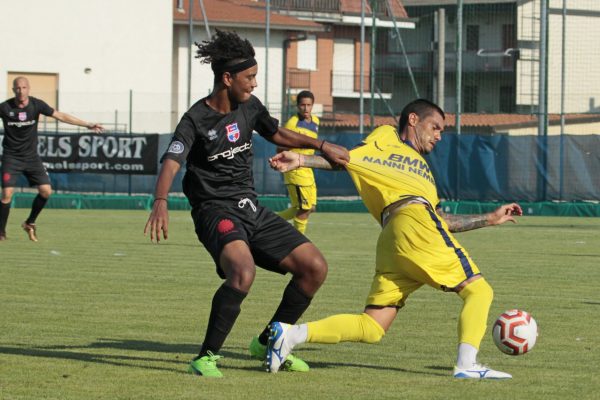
[457,278,494,349]
[276,208,309,234]
[293,216,308,234]
[277,207,297,221]
[306,313,385,344]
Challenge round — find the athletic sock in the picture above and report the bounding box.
[198,284,247,357]
[26,194,48,224]
[306,313,385,344]
[457,278,494,349]
[456,343,478,369]
[293,216,308,234]
[286,324,309,347]
[258,280,312,345]
[277,207,297,221]
[0,201,10,234]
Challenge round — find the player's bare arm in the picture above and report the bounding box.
[144,159,181,243]
[52,110,105,133]
[438,203,523,233]
[270,151,344,172]
[270,127,349,166]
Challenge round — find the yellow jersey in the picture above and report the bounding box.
[283,114,319,186]
[346,125,440,223]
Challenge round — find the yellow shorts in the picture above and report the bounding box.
[286,184,317,211]
[366,204,481,307]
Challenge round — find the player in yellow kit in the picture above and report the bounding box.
[276,91,319,234]
[266,99,523,379]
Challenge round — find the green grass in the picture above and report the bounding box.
[1,209,599,399]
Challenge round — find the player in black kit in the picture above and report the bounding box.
[0,76,104,241]
[144,30,349,377]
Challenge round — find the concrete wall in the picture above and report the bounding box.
[518,0,600,113]
[1,0,173,133]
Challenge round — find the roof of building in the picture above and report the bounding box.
[341,0,409,19]
[173,0,322,31]
[402,0,515,6]
[320,112,600,131]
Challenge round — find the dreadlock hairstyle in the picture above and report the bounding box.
[398,99,445,132]
[195,29,256,84]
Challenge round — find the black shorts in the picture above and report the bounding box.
[1,155,51,188]
[192,198,311,279]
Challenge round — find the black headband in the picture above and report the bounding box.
[212,58,257,76]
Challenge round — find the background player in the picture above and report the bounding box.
[276,90,319,234]
[144,30,349,378]
[0,76,104,241]
[267,99,522,379]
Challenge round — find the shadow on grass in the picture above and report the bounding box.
[582,301,600,305]
[521,224,600,230]
[0,337,264,374]
[0,339,446,376]
[0,344,187,374]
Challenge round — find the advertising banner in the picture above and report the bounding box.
[29,133,160,175]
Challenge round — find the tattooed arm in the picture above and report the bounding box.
[269,151,345,172]
[437,203,523,233]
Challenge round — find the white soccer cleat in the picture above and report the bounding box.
[266,322,294,373]
[453,363,512,379]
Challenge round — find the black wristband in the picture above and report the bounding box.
[154,197,167,202]
[319,140,327,151]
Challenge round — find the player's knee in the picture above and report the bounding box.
[462,278,494,306]
[2,188,14,202]
[225,264,256,291]
[360,313,386,344]
[308,254,328,283]
[298,255,328,290]
[476,279,493,305]
[39,186,52,198]
[295,209,311,219]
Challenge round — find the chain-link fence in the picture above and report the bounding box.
[2,1,599,202]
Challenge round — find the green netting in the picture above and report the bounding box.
[9,193,599,217]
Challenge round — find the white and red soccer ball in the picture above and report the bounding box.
[492,309,538,355]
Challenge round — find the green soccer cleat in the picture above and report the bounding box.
[188,351,223,378]
[249,335,309,372]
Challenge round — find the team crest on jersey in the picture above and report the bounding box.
[226,123,240,142]
[18,112,27,121]
[168,141,185,154]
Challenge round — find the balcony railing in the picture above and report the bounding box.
[331,72,394,98]
[272,0,397,17]
[287,69,311,89]
[272,0,339,13]
[376,50,516,73]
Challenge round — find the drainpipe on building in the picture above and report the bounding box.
[281,34,307,122]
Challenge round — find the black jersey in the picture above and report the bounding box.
[162,95,278,208]
[0,97,54,159]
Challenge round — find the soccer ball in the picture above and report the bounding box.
[492,309,538,355]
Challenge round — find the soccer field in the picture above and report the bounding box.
[1,209,599,399]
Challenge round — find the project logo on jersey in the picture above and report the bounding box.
[226,123,240,142]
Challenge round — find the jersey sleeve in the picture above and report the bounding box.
[284,115,298,131]
[36,98,55,117]
[161,113,196,164]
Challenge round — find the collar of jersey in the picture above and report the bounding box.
[402,139,417,151]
